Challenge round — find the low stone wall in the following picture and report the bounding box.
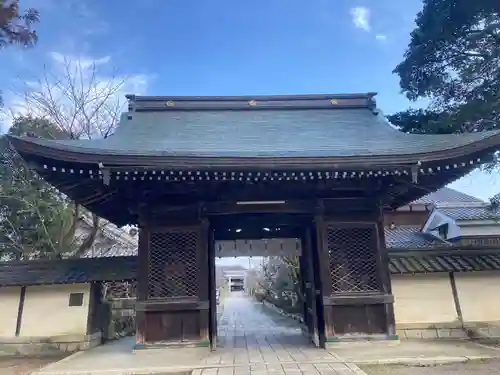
[0,332,102,356]
[103,298,136,340]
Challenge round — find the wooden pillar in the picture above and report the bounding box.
[300,226,322,347]
[208,223,217,350]
[376,208,397,338]
[135,226,149,346]
[134,213,211,349]
[315,207,397,344]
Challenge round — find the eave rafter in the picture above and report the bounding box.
[13,138,497,226]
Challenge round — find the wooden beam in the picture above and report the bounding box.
[209,213,313,230]
[15,286,26,336]
[144,198,374,221]
[206,200,315,215]
[213,226,302,241]
[121,179,371,204]
[449,272,464,328]
[323,294,394,306]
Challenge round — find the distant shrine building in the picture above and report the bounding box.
[9,93,500,349]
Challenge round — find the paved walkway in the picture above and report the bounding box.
[201,293,364,373]
[34,293,366,375]
[217,291,309,350]
[33,293,500,375]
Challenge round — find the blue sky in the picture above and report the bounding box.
[1,0,499,210]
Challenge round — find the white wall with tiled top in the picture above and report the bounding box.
[20,284,91,337]
[0,286,22,336]
[454,271,500,324]
[391,273,458,326]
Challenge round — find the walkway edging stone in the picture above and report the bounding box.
[261,299,305,324]
[356,354,500,366]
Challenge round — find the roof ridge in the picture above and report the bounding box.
[126,93,377,102]
[126,93,378,113]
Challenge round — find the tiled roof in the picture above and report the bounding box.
[84,244,138,258]
[8,94,500,159]
[80,215,138,258]
[384,227,443,249]
[0,256,136,287]
[389,252,500,273]
[1,250,500,286]
[412,187,484,205]
[437,207,499,221]
[80,215,137,249]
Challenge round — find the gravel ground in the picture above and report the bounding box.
[0,356,66,375]
[360,359,500,375]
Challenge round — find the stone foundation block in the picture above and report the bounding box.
[0,331,102,356]
[403,329,424,339]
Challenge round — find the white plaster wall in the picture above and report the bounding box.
[20,284,91,337]
[454,271,500,324]
[392,273,458,326]
[0,286,22,336]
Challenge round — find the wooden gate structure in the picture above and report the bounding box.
[9,93,500,350]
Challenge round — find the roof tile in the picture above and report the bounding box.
[389,253,500,273]
[0,256,136,287]
[9,105,500,158]
[384,226,441,249]
[437,206,499,221]
[412,187,484,205]
[2,250,500,286]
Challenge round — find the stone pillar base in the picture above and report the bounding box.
[133,340,210,352]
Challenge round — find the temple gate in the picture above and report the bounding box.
[9,93,500,350]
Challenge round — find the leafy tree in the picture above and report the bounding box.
[0,116,99,260]
[2,56,131,260]
[390,0,500,134]
[256,256,304,314]
[0,0,39,106]
[0,117,66,259]
[0,0,39,48]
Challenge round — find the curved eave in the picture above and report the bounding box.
[7,132,500,170]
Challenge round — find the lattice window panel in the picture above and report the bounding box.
[148,231,199,299]
[327,225,380,293]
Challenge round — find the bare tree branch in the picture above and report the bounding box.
[2,56,132,259]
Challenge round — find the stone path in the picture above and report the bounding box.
[33,292,367,374]
[200,292,367,374]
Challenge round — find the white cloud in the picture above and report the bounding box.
[48,52,111,68]
[1,52,152,135]
[375,34,387,42]
[350,7,371,32]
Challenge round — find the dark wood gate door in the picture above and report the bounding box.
[302,227,321,347]
[208,227,217,350]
